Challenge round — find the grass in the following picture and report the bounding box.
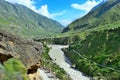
[0,58,28,80]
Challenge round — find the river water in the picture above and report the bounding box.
[47,45,90,80]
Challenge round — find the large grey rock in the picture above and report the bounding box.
[0,30,43,69]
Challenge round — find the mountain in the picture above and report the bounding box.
[62,0,120,79]
[0,0,64,37]
[62,0,120,33]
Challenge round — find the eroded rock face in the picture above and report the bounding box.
[0,30,43,69]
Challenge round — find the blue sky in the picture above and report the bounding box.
[5,0,102,26]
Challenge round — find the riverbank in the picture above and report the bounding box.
[48,45,90,80]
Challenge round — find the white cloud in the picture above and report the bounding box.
[59,19,73,26]
[71,0,101,12]
[37,5,66,18]
[50,10,66,18]
[37,4,50,18]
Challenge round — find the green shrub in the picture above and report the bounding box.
[65,28,120,79]
[1,58,29,80]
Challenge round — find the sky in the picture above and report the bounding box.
[5,0,103,26]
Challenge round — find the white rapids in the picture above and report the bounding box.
[47,45,90,80]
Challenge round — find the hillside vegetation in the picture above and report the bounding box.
[0,0,63,37]
[64,27,120,80]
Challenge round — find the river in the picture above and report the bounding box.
[47,45,90,80]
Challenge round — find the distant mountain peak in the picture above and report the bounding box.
[62,0,120,33]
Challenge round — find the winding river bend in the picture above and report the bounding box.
[48,45,90,80]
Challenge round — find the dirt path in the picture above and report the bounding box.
[48,45,90,80]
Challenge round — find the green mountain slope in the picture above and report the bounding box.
[0,0,63,37]
[64,28,120,80]
[62,0,120,33]
[62,0,120,79]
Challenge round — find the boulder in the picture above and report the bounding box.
[0,30,43,70]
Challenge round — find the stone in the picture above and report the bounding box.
[0,30,43,71]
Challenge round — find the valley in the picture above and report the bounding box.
[0,0,120,80]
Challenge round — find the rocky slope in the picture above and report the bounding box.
[0,29,43,79]
[0,0,63,37]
